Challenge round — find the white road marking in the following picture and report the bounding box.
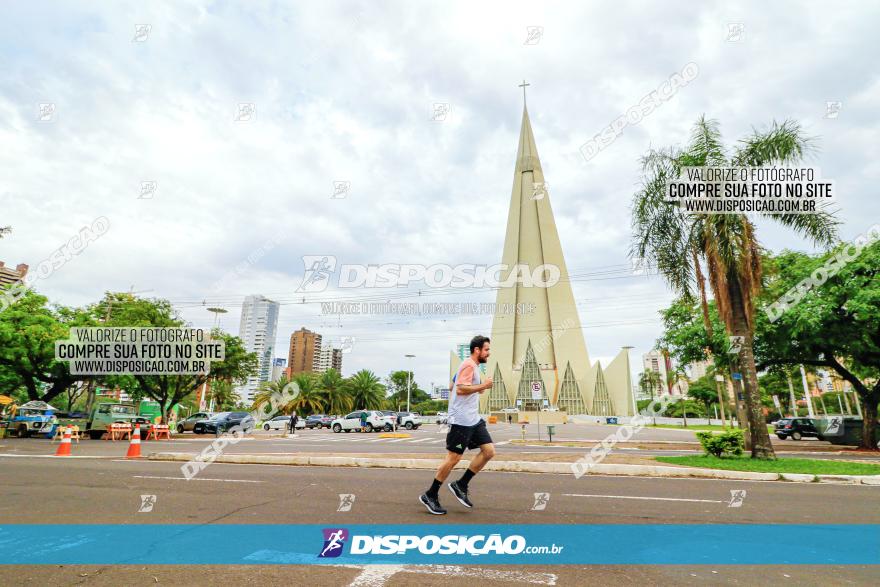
[563,493,723,503]
[133,475,263,483]
[408,438,436,443]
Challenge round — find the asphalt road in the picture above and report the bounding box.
[1,449,878,585]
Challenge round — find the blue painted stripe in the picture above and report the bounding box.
[0,524,876,565]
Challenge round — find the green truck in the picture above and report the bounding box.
[83,402,153,439]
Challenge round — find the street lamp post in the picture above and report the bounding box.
[714,374,727,427]
[404,354,416,412]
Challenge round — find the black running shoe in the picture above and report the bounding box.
[448,480,473,508]
[419,493,447,515]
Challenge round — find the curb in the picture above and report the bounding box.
[147,452,880,485]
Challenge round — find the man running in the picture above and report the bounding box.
[419,335,495,515]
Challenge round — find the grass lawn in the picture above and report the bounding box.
[655,454,880,476]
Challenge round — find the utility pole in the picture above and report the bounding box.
[404,354,415,412]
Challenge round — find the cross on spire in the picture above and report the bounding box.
[518,80,530,107]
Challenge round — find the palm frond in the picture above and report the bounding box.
[731,119,816,167]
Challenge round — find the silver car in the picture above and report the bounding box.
[177,412,214,433]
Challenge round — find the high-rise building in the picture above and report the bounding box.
[271,358,287,382]
[642,350,686,396]
[482,99,634,416]
[315,346,343,374]
[288,328,322,375]
[235,295,280,403]
[0,261,29,286]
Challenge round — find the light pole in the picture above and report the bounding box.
[800,365,816,418]
[404,354,416,412]
[714,374,727,427]
[207,307,228,328]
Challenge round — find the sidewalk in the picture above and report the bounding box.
[148,450,880,486]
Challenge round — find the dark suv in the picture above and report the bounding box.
[306,414,332,429]
[775,418,819,441]
[193,412,255,435]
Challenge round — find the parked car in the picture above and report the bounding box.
[193,412,255,435]
[435,412,448,424]
[306,414,333,429]
[395,411,422,430]
[775,418,820,441]
[177,412,215,434]
[262,415,303,431]
[331,411,390,433]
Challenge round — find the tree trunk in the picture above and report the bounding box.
[860,390,878,450]
[728,279,776,459]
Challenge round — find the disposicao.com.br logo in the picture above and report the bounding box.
[319,528,563,557]
[297,255,561,292]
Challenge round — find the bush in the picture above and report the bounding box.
[696,429,744,457]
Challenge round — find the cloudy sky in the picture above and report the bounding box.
[2,1,878,391]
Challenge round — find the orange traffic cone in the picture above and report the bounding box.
[126,424,142,458]
[55,426,72,457]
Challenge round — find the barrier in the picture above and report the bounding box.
[146,424,171,440]
[106,422,132,441]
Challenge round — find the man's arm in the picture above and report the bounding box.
[456,364,493,395]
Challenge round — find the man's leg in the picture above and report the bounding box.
[448,421,495,508]
[420,451,461,515]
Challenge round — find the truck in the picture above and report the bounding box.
[7,401,59,438]
[84,402,153,439]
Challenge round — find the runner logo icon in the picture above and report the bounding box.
[319,528,349,558]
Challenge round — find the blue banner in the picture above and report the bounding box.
[0,524,876,565]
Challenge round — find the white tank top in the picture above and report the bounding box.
[447,358,482,426]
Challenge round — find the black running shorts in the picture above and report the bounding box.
[445,420,493,454]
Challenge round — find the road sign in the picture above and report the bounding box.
[531,381,543,400]
[732,372,743,381]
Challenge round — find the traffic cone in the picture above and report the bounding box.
[55,426,72,457]
[126,424,142,458]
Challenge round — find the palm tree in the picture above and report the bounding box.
[209,379,237,411]
[284,373,324,416]
[344,369,386,410]
[252,376,297,419]
[633,116,838,458]
[316,369,352,416]
[638,370,662,400]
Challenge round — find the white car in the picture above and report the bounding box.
[331,411,391,433]
[262,415,305,431]
[397,412,422,430]
[435,412,448,424]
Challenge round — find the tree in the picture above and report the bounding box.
[632,116,839,458]
[92,293,258,420]
[252,376,294,416]
[284,373,323,416]
[345,370,386,410]
[316,369,352,415]
[687,374,721,417]
[0,287,95,403]
[385,370,430,409]
[754,245,880,449]
[209,379,237,411]
[638,370,662,400]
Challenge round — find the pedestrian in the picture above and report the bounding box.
[360,411,368,432]
[419,335,495,515]
[289,412,297,435]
